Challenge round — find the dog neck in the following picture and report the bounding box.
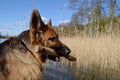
[18,30,46,63]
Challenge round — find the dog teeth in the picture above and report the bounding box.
[56,57,61,61]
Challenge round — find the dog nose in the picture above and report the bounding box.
[65,48,71,55]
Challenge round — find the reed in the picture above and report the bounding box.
[60,34,120,80]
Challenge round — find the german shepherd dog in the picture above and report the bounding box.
[0,9,76,80]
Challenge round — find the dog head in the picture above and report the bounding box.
[29,9,76,62]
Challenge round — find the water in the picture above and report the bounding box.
[42,61,73,80]
[0,38,6,43]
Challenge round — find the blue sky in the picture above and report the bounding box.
[0,0,74,36]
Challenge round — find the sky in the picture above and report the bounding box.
[0,0,74,36]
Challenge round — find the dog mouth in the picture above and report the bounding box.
[46,47,65,62]
[47,55,61,62]
[47,54,76,62]
[47,48,77,62]
[41,46,76,62]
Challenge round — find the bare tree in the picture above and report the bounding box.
[69,0,120,34]
[109,0,116,32]
[69,0,102,30]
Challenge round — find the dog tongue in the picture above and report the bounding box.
[65,55,76,61]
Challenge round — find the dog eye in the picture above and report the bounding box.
[49,37,56,42]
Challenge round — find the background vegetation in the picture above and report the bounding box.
[54,0,120,37]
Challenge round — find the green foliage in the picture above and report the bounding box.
[0,34,12,38]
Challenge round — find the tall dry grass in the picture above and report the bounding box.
[60,34,120,80]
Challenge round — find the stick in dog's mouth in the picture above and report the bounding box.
[40,47,77,62]
[40,47,58,56]
[65,55,77,61]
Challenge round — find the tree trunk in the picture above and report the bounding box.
[109,0,116,32]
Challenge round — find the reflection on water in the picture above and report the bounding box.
[42,61,72,80]
[42,61,73,80]
[0,38,6,43]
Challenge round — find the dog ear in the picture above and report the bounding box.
[30,9,44,30]
[40,19,52,33]
[30,9,44,45]
[47,19,52,26]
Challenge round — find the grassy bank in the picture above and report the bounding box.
[59,34,120,80]
[0,35,11,39]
